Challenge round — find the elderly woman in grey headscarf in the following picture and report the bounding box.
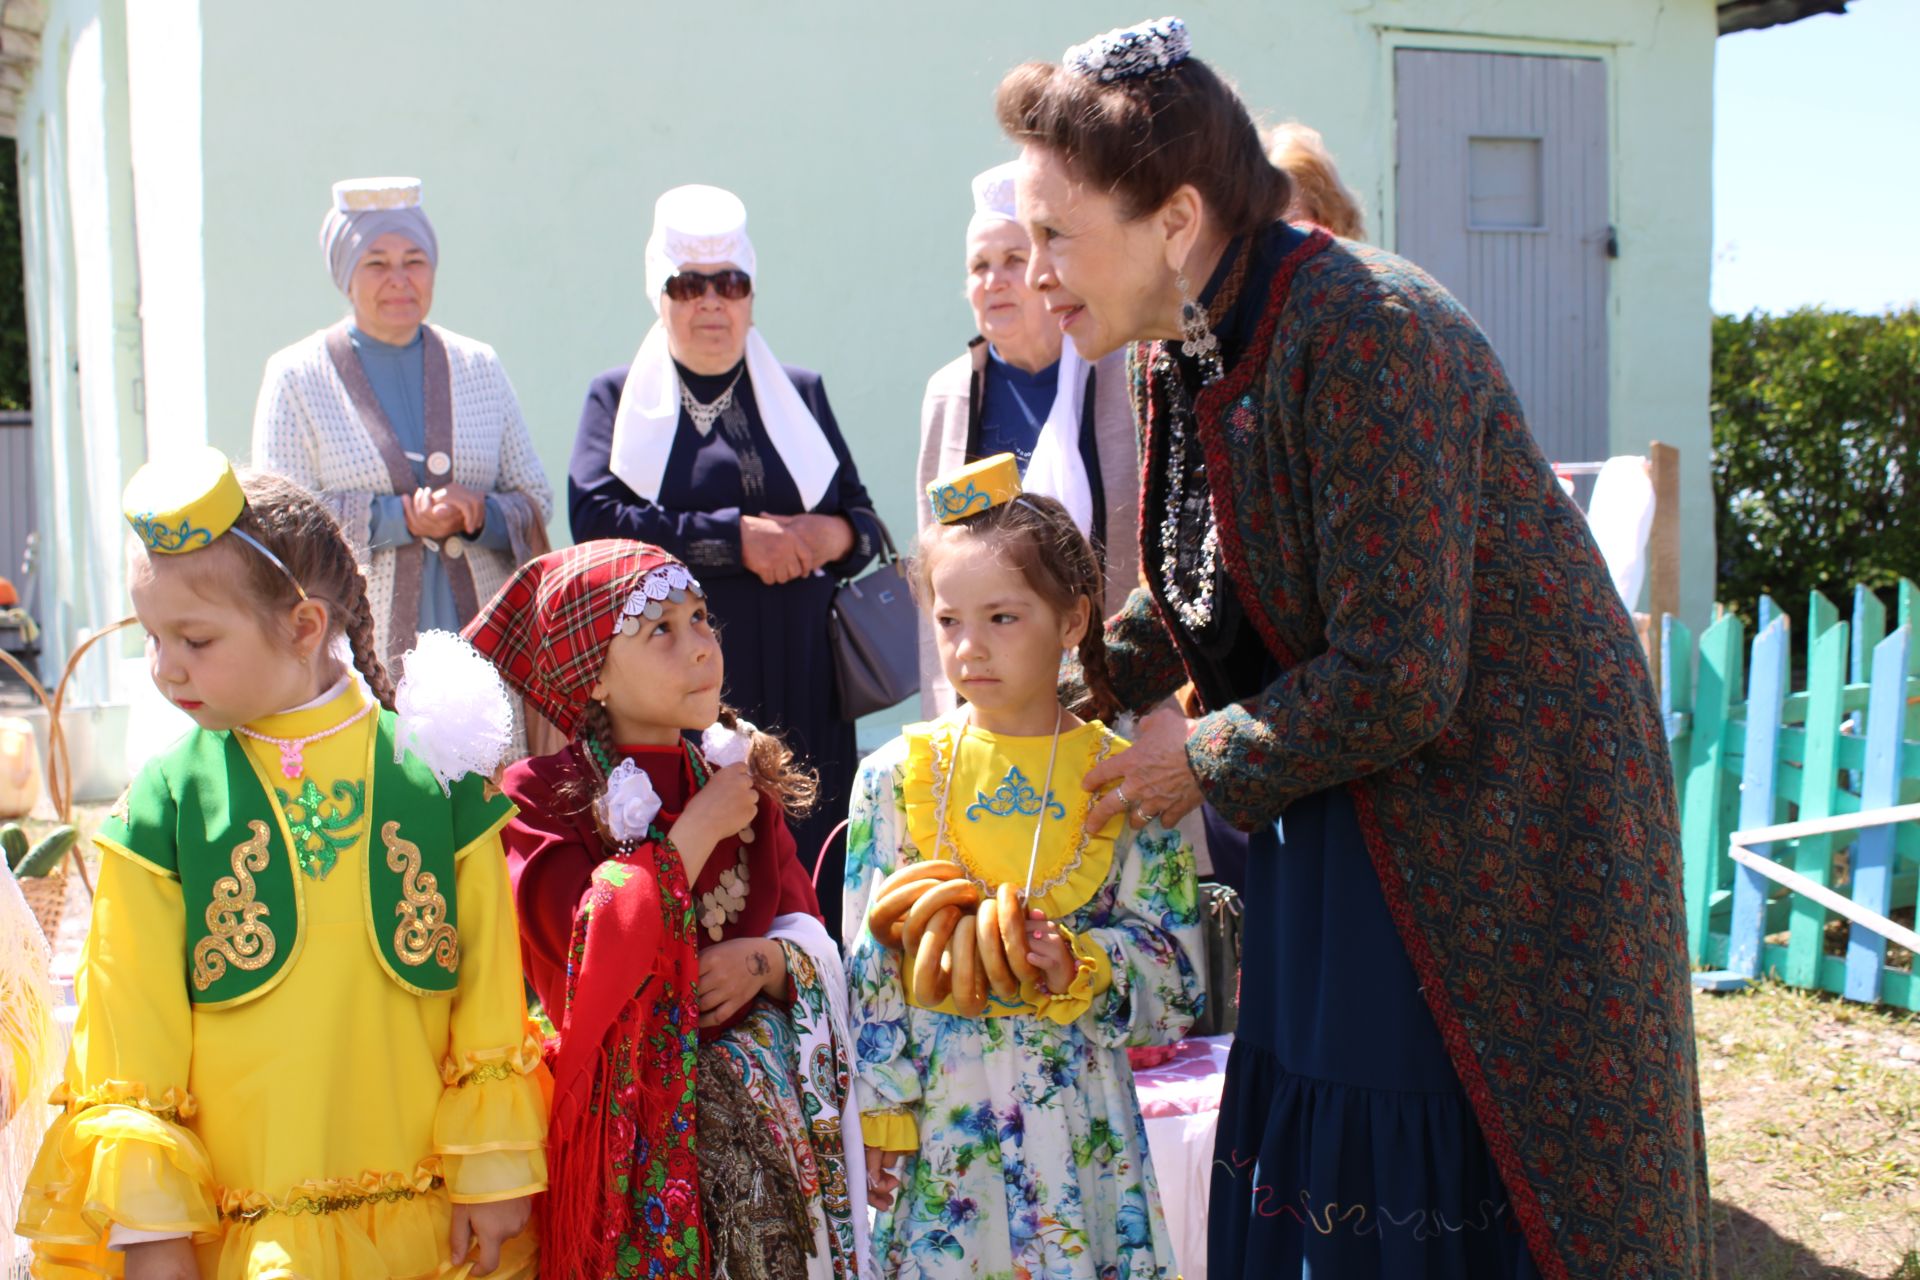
[252,176,554,670]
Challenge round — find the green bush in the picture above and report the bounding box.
[1711,308,1920,627]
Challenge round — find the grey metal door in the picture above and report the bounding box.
[1394,49,1610,465]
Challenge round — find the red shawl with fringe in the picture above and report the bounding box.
[502,742,817,1279]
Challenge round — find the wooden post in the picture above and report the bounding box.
[1845,625,1911,1003]
[1681,612,1744,966]
[1784,601,1847,989]
[1645,443,1681,692]
[1728,618,1789,979]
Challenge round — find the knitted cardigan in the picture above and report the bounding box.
[251,322,554,664]
[1106,231,1710,1280]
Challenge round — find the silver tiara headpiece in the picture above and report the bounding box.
[1064,16,1191,83]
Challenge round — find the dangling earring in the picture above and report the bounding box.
[1176,270,1224,385]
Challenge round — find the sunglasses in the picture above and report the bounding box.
[664,268,752,302]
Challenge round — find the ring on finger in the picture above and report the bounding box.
[1114,784,1133,810]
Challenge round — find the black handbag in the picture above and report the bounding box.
[828,509,920,719]
[1190,881,1243,1037]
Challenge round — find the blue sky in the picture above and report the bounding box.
[1712,0,1918,315]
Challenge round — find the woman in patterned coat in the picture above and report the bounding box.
[998,18,1709,1280]
[253,176,554,671]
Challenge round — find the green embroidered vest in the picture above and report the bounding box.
[97,711,513,1009]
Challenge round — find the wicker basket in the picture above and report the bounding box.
[16,860,71,944]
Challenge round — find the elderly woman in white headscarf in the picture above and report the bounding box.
[252,176,554,671]
[569,184,882,935]
[914,161,1141,717]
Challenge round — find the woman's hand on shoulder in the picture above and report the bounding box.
[450,1195,533,1276]
[740,514,810,584]
[667,762,758,880]
[122,1238,201,1280]
[696,936,787,1027]
[1082,707,1206,832]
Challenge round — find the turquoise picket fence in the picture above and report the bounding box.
[1664,580,1920,1010]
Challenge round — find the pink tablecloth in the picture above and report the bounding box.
[1134,1035,1231,1280]
[1135,1034,1232,1118]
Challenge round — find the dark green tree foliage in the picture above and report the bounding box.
[0,136,27,410]
[1711,308,1919,628]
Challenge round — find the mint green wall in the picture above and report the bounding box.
[188,0,1717,631]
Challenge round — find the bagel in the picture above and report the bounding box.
[867,878,940,949]
[973,898,1021,1002]
[948,916,989,1016]
[998,883,1043,987]
[876,860,964,898]
[903,879,982,954]
[912,905,962,1006]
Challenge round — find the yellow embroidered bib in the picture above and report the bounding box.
[902,714,1124,917]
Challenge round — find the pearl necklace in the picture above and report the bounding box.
[235,699,375,780]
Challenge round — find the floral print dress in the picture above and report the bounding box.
[843,717,1205,1280]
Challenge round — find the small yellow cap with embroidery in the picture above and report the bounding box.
[123,445,247,555]
[927,452,1022,525]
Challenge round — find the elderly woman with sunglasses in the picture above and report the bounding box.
[570,184,882,934]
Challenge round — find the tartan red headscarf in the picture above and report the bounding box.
[463,539,701,737]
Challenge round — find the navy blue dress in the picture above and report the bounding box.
[570,358,881,938]
[1145,227,1543,1279]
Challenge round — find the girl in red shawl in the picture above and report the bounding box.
[464,540,868,1280]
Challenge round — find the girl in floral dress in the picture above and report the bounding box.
[463,540,867,1280]
[845,456,1204,1280]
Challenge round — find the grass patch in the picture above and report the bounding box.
[1696,981,1920,1277]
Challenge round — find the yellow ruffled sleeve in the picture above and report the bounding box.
[860,1106,919,1153]
[1029,924,1113,1027]
[17,847,221,1254]
[437,827,548,1204]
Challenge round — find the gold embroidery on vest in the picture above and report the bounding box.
[191,821,277,991]
[381,821,459,971]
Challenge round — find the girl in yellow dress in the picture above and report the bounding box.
[845,456,1203,1280]
[16,449,545,1279]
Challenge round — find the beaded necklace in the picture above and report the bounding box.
[1153,244,1250,635]
[236,699,375,780]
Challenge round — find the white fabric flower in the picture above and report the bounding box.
[600,758,663,842]
[392,630,515,795]
[701,719,756,769]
